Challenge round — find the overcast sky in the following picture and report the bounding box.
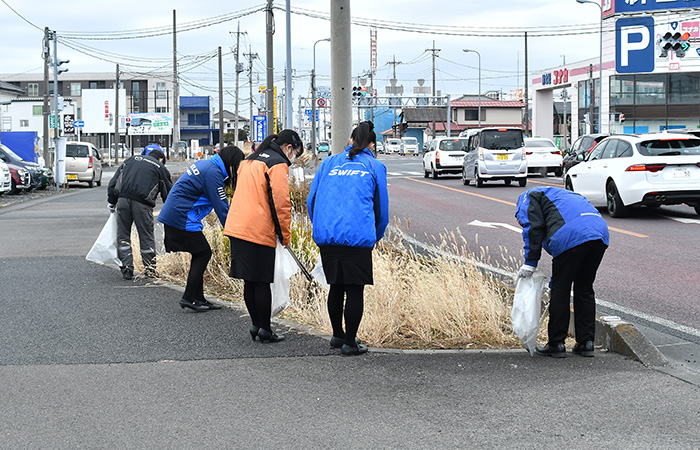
[0,0,601,114]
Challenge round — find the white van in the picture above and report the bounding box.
[386,138,402,154]
[461,127,528,187]
[400,137,420,156]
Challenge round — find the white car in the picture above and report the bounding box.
[400,137,420,156]
[524,137,563,177]
[564,133,700,217]
[422,137,469,179]
[386,139,402,154]
[0,160,11,195]
[375,141,384,154]
[65,142,103,188]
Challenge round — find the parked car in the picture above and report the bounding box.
[65,142,103,188]
[317,141,330,154]
[6,165,31,194]
[564,133,700,217]
[0,143,42,191]
[38,166,54,190]
[563,133,608,175]
[524,137,563,177]
[422,137,469,179]
[0,160,11,195]
[375,141,384,154]
[386,138,402,154]
[461,127,528,187]
[399,137,420,156]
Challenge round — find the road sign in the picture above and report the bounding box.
[616,16,655,74]
[64,114,75,134]
[73,120,84,127]
[317,98,327,107]
[253,115,267,142]
[304,109,320,121]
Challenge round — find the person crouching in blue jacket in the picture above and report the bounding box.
[515,186,609,358]
[307,121,389,356]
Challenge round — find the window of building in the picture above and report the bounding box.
[32,105,43,116]
[70,82,82,97]
[635,75,665,104]
[156,82,166,99]
[27,83,39,97]
[133,105,140,113]
[155,107,167,113]
[610,75,634,106]
[668,74,699,104]
[48,82,54,95]
[90,82,97,89]
[19,119,29,127]
[132,81,140,102]
[463,109,481,121]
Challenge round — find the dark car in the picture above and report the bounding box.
[0,143,42,192]
[562,134,609,175]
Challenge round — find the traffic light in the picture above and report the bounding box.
[583,113,590,125]
[658,30,691,58]
[619,113,625,124]
[352,86,367,98]
[657,31,673,58]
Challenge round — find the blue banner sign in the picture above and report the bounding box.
[253,115,267,143]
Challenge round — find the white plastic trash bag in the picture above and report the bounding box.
[512,270,547,356]
[271,241,297,317]
[86,213,122,267]
[310,254,329,291]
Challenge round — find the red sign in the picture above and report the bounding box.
[317,98,327,107]
[104,100,110,119]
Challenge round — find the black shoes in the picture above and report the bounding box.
[179,298,209,312]
[249,325,260,341]
[257,328,285,343]
[121,267,133,280]
[330,336,362,349]
[341,343,368,356]
[200,299,222,310]
[572,340,595,357]
[535,342,567,358]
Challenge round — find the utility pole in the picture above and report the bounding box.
[232,22,244,147]
[42,27,50,166]
[426,41,440,139]
[172,10,180,153]
[330,0,352,155]
[218,46,224,146]
[523,32,529,137]
[265,0,274,136]
[245,46,258,143]
[114,64,120,165]
[284,0,292,129]
[387,55,402,138]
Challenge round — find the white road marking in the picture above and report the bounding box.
[663,215,700,225]
[468,219,522,233]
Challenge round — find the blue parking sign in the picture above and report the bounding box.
[616,17,655,74]
[253,115,267,142]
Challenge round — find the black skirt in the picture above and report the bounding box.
[320,245,373,286]
[229,237,276,283]
[163,224,211,254]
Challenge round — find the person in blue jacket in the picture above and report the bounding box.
[158,146,244,312]
[307,121,389,356]
[515,186,609,358]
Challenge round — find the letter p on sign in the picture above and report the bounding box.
[616,17,655,74]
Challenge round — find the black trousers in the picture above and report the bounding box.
[116,198,156,271]
[548,239,607,344]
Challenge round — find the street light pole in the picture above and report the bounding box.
[463,49,481,128]
[312,38,330,156]
[576,0,603,133]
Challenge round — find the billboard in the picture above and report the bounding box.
[127,113,173,136]
[604,0,700,18]
[82,89,127,134]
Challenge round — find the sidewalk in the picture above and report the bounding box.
[1,180,699,448]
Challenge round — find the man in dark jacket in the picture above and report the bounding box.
[515,186,609,358]
[108,149,171,280]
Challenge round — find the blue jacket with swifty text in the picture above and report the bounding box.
[515,186,609,267]
[307,146,389,248]
[157,154,229,231]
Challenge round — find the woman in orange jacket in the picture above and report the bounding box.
[224,130,303,343]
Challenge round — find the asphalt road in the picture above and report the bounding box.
[1,163,699,448]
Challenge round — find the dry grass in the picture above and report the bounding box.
[129,165,545,350]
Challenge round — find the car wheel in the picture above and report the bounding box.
[475,170,484,188]
[431,165,438,179]
[9,179,18,195]
[87,175,94,188]
[96,172,102,187]
[565,177,574,191]
[518,177,527,187]
[606,180,629,218]
[462,168,470,186]
[424,164,429,178]
[504,178,512,187]
[554,168,563,177]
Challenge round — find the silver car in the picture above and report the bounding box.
[65,142,103,188]
[461,127,528,187]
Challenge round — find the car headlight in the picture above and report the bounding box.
[17,168,28,176]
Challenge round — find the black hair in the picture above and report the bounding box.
[219,145,245,189]
[349,121,376,159]
[148,149,166,165]
[246,129,303,160]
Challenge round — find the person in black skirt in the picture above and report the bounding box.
[307,121,389,356]
[157,146,244,311]
[224,130,304,342]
